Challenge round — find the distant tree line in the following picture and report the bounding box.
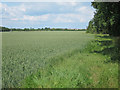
[0,26,86,32]
[0,26,11,32]
[87,2,120,37]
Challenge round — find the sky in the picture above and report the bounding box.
[0,2,95,29]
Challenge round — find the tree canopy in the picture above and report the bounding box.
[87,2,120,36]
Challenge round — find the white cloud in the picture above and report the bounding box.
[11,14,50,21]
[10,13,87,23]
[1,0,94,2]
[0,3,2,15]
[0,3,2,9]
[11,18,19,21]
[76,6,94,15]
[1,2,95,28]
[23,14,49,21]
[55,17,73,23]
[52,14,90,23]
[56,2,77,6]
[1,3,26,20]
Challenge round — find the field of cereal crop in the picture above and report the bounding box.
[2,31,94,88]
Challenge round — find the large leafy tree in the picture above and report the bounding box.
[87,2,120,36]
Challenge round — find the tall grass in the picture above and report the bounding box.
[21,34,118,88]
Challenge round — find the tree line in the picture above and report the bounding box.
[87,1,120,62]
[0,26,86,32]
[87,1,120,37]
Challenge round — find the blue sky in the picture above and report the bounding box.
[0,2,95,29]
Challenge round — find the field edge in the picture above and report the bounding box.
[20,34,118,88]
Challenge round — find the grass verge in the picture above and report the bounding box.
[21,34,118,88]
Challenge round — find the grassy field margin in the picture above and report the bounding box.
[21,34,118,88]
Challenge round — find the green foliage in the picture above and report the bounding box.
[87,2,120,36]
[0,26,86,32]
[0,26,11,32]
[85,34,119,62]
[2,31,94,88]
[21,34,118,88]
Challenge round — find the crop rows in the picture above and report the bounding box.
[2,31,94,88]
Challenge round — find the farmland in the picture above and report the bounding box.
[1,1,119,88]
[21,34,118,88]
[2,31,94,88]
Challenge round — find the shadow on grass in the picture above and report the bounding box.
[96,35,110,39]
[93,35,119,63]
[97,40,112,46]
